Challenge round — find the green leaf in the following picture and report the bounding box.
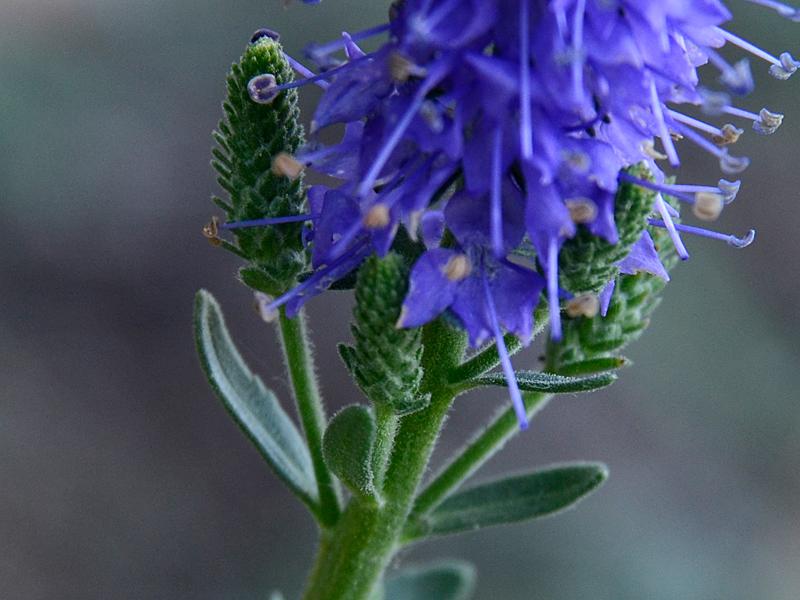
[194,290,318,508]
[406,463,608,539]
[556,356,631,376]
[383,561,476,600]
[467,370,617,394]
[323,405,376,496]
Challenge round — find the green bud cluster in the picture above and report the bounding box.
[211,37,307,296]
[550,215,680,373]
[558,164,657,294]
[338,254,429,415]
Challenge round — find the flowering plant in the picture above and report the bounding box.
[195,1,797,598]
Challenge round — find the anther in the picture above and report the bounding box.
[642,140,668,160]
[565,197,598,224]
[250,28,280,44]
[712,124,744,146]
[389,51,425,83]
[720,58,755,95]
[254,291,278,323]
[718,179,742,204]
[202,216,222,247]
[442,254,472,282]
[271,152,304,180]
[247,74,279,104]
[753,108,784,135]
[363,203,392,229]
[693,192,724,221]
[769,52,800,79]
[719,150,751,174]
[566,294,600,318]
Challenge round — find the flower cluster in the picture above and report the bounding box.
[230,1,797,425]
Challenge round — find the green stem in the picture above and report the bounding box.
[372,404,399,493]
[278,308,341,527]
[408,391,552,522]
[301,320,466,600]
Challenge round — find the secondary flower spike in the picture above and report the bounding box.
[233,1,797,427]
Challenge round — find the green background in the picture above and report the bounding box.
[1,1,798,598]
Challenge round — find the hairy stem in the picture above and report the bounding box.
[301,319,466,600]
[278,308,341,527]
[372,403,400,494]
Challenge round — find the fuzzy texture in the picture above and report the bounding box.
[212,37,308,295]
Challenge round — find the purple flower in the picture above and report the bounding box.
[232,0,798,425]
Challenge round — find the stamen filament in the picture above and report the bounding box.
[649,220,756,248]
[547,237,562,341]
[649,78,680,167]
[222,214,313,229]
[490,127,504,257]
[519,0,534,160]
[305,23,390,63]
[655,194,690,260]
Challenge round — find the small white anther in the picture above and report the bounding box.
[271,153,304,180]
[720,150,751,174]
[721,58,754,95]
[718,179,741,204]
[441,254,472,282]
[728,229,756,249]
[565,197,598,224]
[362,203,392,229]
[693,192,724,221]
[566,294,600,319]
[769,52,799,80]
[254,292,278,323]
[642,139,668,160]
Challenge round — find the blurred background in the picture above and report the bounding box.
[1,1,799,598]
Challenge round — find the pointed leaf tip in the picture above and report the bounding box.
[193,290,318,507]
[406,463,608,540]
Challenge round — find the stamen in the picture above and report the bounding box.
[254,291,278,323]
[566,294,600,319]
[271,153,304,180]
[705,49,755,95]
[712,124,745,146]
[202,216,222,247]
[305,23,390,65]
[745,0,800,21]
[481,274,528,430]
[388,51,427,83]
[356,63,447,197]
[649,220,756,248]
[282,53,331,89]
[642,140,668,160]
[692,192,724,221]
[649,78,680,167]
[220,214,313,230]
[715,28,799,79]
[718,179,742,204]
[490,127,504,257]
[519,0,534,160]
[670,121,750,174]
[565,197,598,224]
[571,0,587,99]
[442,254,472,282]
[251,28,280,44]
[248,74,279,104]
[753,108,784,135]
[362,203,391,229]
[547,237,563,341]
[655,194,690,260]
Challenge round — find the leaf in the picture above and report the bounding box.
[323,405,376,496]
[194,290,318,507]
[557,356,631,376]
[468,370,617,394]
[406,463,608,539]
[383,561,476,600]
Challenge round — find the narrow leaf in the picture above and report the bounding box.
[557,356,631,376]
[406,463,608,539]
[468,370,616,393]
[194,290,318,507]
[384,561,476,600]
[323,405,376,496]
